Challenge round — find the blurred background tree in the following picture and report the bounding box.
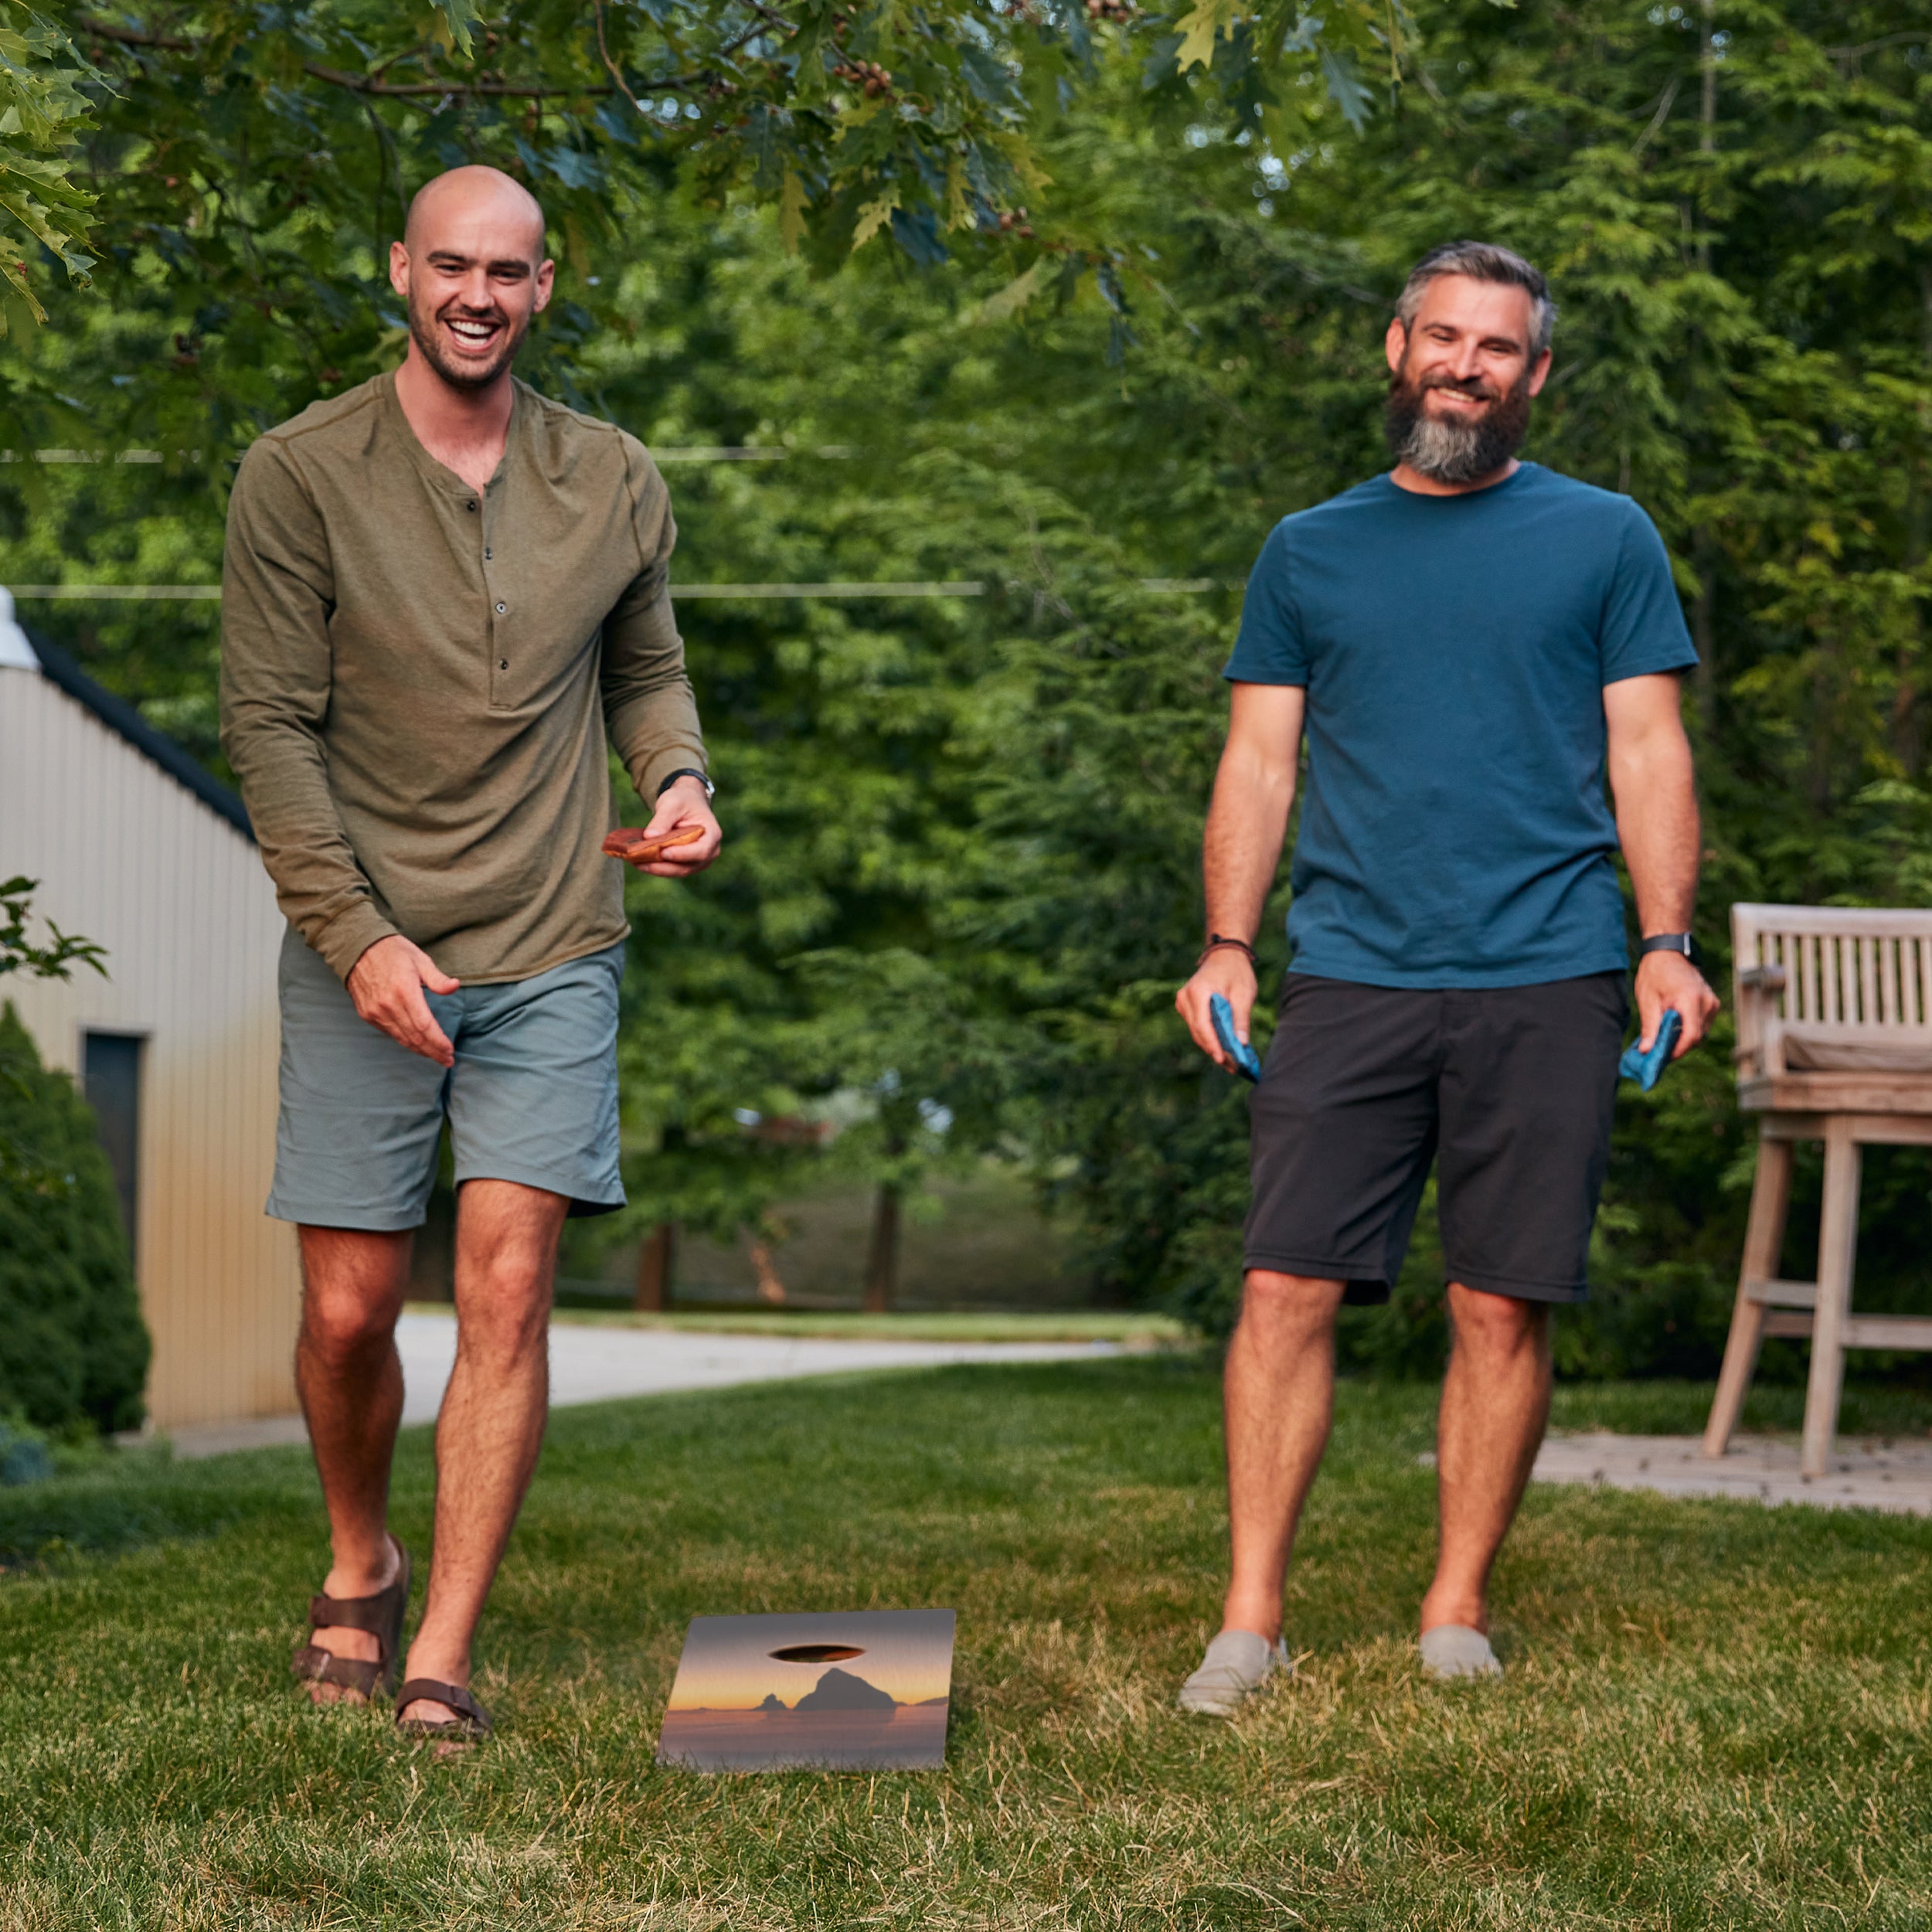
[0,1005,150,1434]
[0,885,146,1436]
[7,0,1932,1376]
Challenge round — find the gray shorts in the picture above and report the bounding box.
[266,928,627,1230]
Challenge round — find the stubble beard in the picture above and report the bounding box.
[1383,359,1533,485]
[406,286,528,393]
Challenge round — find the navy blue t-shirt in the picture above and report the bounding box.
[1223,463,1698,989]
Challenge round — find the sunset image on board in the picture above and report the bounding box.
[657,1610,955,1772]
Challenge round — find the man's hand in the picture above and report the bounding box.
[625,777,721,878]
[1634,947,1719,1061]
[346,934,460,1067]
[1176,947,1259,1072]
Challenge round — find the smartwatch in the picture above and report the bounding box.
[656,767,715,801]
[1638,932,1702,968]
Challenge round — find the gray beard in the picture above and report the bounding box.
[1383,378,1531,484]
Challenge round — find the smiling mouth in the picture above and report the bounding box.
[444,315,503,349]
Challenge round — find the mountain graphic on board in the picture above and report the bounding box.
[750,1667,900,1714]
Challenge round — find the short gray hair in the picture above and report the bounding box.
[1395,241,1556,360]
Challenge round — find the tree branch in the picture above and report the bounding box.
[594,0,646,114]
[78,16,617,99]
[78,15,189,52]
[1631,75,1681,158]
[303,62,605,99]
[1824,32,1930,63]
[80,11,774,104]
[364,41,435,85]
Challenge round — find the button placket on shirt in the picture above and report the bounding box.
[478,481,513,707]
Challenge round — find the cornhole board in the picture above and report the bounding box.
[657,1609,955,1772]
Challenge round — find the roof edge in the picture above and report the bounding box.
[29,635,254,845]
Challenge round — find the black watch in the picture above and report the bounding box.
[1638,931,1702,968]
[655,767,715,801]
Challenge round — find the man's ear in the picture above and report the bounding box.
[387,240,410,300]
[532,258,556,314]
[1526,347,1553,397]
[1383,315,1409,376]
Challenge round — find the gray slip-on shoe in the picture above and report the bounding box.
[1418,1624,1502,1681]
[1176,1628,1293,1716]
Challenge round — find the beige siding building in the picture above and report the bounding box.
[0,611,299,1429]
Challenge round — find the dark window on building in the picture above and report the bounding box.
[83,1032,143,1253]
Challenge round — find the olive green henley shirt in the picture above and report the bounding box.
[218,368,706,985]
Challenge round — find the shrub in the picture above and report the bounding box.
[0,1003,149,1433]
[0,1416,53,1485]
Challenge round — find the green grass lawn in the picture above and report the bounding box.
[534,1304,1186,1344]
[3,1361,1930,1929]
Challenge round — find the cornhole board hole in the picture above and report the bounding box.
[657,1609,955,1772]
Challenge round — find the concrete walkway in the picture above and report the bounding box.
[1529,1430,1932,1516]
[165,1313,1121,1460]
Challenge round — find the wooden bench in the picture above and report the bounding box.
[1703,904,1932,1477]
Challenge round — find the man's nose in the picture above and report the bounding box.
[456,271,496,311]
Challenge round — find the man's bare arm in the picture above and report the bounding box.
[1175,682,1306,1067]
[1604,672,1719,1059]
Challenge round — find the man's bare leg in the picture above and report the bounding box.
[294,1225,411,1704]
[1219,1270,1349,1641]
[1420,1281,1552,1636]
[397,1179,568,1727]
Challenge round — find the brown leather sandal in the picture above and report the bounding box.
[395,1678,494,1744]
[291,1541,412,1702]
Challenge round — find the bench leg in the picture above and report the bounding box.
[1703,1134,1792,1458]
[1801,1121,1860,1481]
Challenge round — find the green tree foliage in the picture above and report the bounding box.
[7,0,1932,1367]
[0,874,106,1197]
[0,3,101,328]
[996,0,1932,1368]
[6,0,1396,471]
[0,873,104,982]
[0,1004,149,1433]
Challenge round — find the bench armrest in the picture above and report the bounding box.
[1733,963,1787,1077]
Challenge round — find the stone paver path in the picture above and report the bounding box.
[1529,1430,1932,1516]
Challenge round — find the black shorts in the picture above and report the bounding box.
[1245,971,1628,1305]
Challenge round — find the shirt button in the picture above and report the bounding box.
[495,601,506,613]
[484,547,492,560]
[467,501,477,512]
[498,658,509,671]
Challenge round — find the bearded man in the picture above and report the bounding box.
[219,165,719,1744]
[1172,241,1719,1710]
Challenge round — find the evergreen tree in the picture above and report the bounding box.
[0,1004,150,1433]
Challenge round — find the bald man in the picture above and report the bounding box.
[219,165,719,1745]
